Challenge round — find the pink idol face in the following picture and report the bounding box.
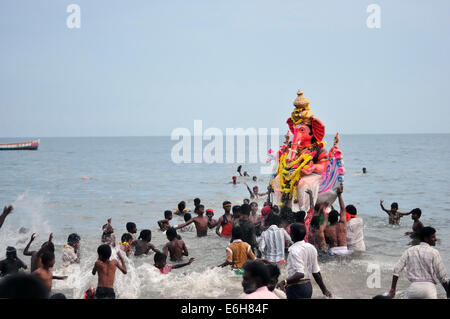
[293,124,312,146]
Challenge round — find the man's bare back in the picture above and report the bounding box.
[33,268,53,292]
[164,239,188,261]
[325,223,347,248]
[93,259,121,288]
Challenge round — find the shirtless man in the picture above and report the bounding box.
[405,208,423,245]
[101,218,116,247]
[324,186,350,255]
[133,229,161,256]
[32,251,67,293]
[379,200,412,225]
[24,233,55,272]
[163,228,188,261]
[157,210,173,231]
[249,202,259,224]
[92,244,127,299]
[309,203,329,253]
[175,204,209,237]
[216,201,233,238]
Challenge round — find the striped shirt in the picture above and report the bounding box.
[393,242,448,284]
[259,225,292,263]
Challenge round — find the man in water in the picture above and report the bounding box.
[126,222,138,241]
[244,181,268,200]
[206,209,218,229]
[309,204,329,253]
[404,208,424,245]
[324,186,350,255]
[175,204,209,237]
[157,210,173,231]
[379,200,413,225]
[154,252,194,274]
[0,247,27,276]
[276,223,332,299]
[218,227,256,272]
[238,204,258,254]
[241,260,279,299]
[215,201,233,238]
[362,167,367,174]
[258,213,292,264]
[0,205,13,231]
[92,244,127,299]
[23,232,55,272]
[101,217,115,247]
[229,176,240,185]
[345,204,366,252]
[62,233,81,267]
[163,227,188,262]
[389,227,449,299]
[32,251,67,293]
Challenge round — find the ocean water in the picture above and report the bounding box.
[0,134,449,299]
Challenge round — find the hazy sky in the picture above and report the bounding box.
[1,0,449,137]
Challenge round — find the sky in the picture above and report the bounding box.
[1,0,449,137]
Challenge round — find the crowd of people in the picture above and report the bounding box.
[0,177,448,299]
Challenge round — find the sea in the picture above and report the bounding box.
[0,134,449,299]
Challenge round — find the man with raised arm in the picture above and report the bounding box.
[324,186,350,255]
[379,200,412,225]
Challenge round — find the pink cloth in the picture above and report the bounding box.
[159,264,173,274]
[242,286,280,299]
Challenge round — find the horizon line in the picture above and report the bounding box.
[1,132,450,139]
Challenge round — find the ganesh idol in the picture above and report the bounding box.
[271,89,345,212]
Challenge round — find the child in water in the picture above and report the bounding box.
[32,251,67,293]
[153,252,194,274]
[175,213,195,233]
[163,228,188,262]
[118,233,133,257]
[157,210,173,231]
[101,218,116,247]
[133,229,161,256]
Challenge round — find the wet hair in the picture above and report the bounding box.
[194,198,201,206]
[121,233,132,243]
[184,212,192,222]
[280,206,294,224]
[97,244,112,260]
[310,216,320,228]
[67,233,80,244]
[290,223,306,242]
[295,211,306,223]
[243,199,250,205]
[232,226,243,240]
[391,202,398,210]
[240,204,251,216]
[164,210,172,219]
[346,205,357,215]
[243,260,270,287]
[266,263,280,280]
[250,202,258,208]
[271,205,279,215]
[50,293,66,299]
[0,273,49,299]
[232,205,241,214]
[39,241,55,253]
[252,176,257,181]
[41,251,55,265]
[410,208,422,218]
[154,252,166,264]
[126,222,136,232]
[178,201,186,212]
[138,229,152,241]
[419,226,436,242]
[328,210,339,224]
[166,227,178,240]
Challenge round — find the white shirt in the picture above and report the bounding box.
[259,225,292,263]
[393,242,448,285]
[346,217,366,252]
[287,240,320,280]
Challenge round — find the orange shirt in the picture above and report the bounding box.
[226,239,256,269]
